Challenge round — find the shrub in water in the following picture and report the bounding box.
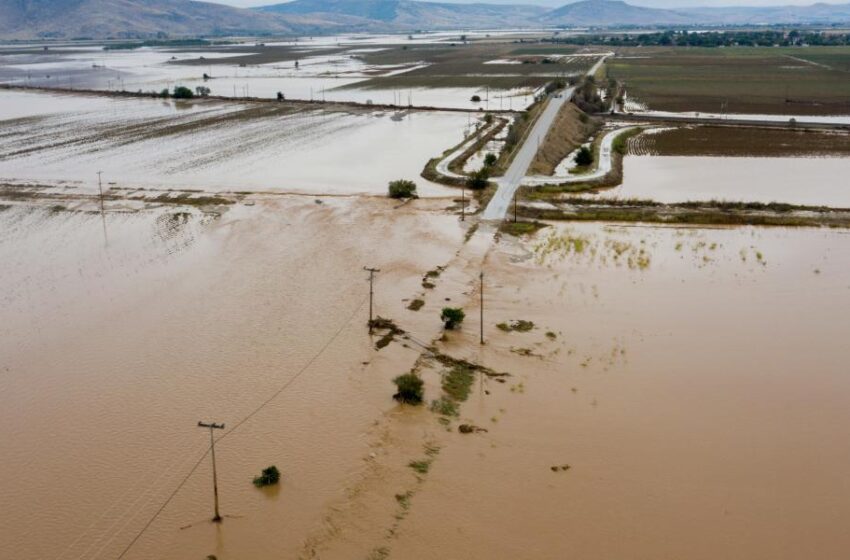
[388,179,418,199]
[253,465,281,487]
[393,373,424,404]
[172,85,194,99]
[441,307,465,330]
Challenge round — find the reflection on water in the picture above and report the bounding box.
[604,155,850,206]
[0,90,468,196]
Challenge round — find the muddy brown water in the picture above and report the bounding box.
[0,198,465,560]
[2,196,849,560]
[388,223,850,560]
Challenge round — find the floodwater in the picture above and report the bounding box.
[0,90,466,196]
[0,197,466,560]
[603,155,850,206]
[2,194,850,560]
[386,222,850,560]
[0,38,539,109]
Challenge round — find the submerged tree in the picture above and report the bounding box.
[172,85,194,99]
[253,465,281,487]
[388,179,418,199]
[441,307,465,330]
[393,373,424,404]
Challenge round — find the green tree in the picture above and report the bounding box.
[388,179,417,199]
[393,373,424,404]
[172,85,194,99]
[575,146,593,167]
[441,307,465,330]
[484,153,497,167]
[195,86,211,97]
[466,169,489,190]
[252,465,280,487]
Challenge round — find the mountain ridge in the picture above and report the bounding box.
[5,0,850,41]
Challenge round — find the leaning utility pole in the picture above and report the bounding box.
[198,421,225,522]
[479,271,484,345]
[364,267,380,333]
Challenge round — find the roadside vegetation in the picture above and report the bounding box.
[528,102,600,176]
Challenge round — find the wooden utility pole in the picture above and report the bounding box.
[461,185,466,221]
[198,421,225,522]
[96,171,105,216]
[364,267,380,333]
[479,271,484,345]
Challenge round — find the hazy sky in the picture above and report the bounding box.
[208,0,843,8]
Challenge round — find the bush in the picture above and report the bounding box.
[388,179,417,199]
[172,85,194,99]
[575,146,593,167]
[484,153,497,167]
[441,307,465,330]
[393,373,424,404]
[471,94,482,102]
[252,465,280,487]
[195,86,211,97]
[159,88,170,98]
[466,169,489,190]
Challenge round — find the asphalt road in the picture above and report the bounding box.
[482,54,610,220]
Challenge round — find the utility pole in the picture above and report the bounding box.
[364,267,380,333]
[461,185,465,221]
[479,271,484,345]
[96,171,105,217]
[197,421,225,522]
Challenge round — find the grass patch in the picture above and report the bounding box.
[499,220,548,237]
[430,397,459,417]
[407,299,425,311]
[408,460,431,475]
[442,364,475,402]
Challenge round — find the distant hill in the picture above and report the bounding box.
[689,2,850,25]
[0,0,304,39]
[5,0,850,41]
[257,0,547,29]
[542,0,695,26]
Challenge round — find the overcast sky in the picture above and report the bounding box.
[209,0,844,8]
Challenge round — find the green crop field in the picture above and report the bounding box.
[608,47,850,115]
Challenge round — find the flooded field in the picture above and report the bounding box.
[602,155,850,206]
[2,188,849,560]
[0,90,467,196]
[0,197,467,560]
[386,222,850,560]
[0,36,554,109]
[4,31,850,560]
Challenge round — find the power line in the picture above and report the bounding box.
[113,294,368,559]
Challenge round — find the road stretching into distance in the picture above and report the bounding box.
[482,54,610,220]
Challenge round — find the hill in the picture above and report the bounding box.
[542,0,695,26]
[258,0,547,29]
